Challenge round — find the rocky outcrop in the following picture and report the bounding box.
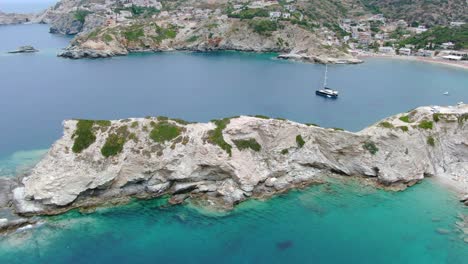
[0,11,34,25]
[7,46,39,54]
[9,104,468,216]
[58,18,361,64]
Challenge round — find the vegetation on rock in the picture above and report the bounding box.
[233,138,262,152]
[363,141,378,155]
[296,135,305,148]
[150,122,181,143]
[72,120,96,153]
[207,118,233,156]
[379,121,394,128]
[399,115,411,123]
[427,136,435,147]
[418,120,433,130]
[249,19,278,36]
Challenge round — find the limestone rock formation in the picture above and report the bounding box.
[11,104,468,216]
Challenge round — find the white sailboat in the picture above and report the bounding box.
[315,64,338,98]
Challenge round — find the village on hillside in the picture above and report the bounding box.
[45,0,468,63]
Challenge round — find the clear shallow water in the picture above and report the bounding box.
[0,179,466,264]
[0,24,467,262]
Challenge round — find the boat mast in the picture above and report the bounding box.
[323,64,328,88]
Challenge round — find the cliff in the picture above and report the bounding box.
[9,104,467,218]
[58,18,360,64]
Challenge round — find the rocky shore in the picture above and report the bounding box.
[0,11,34,25]
[0,104,465,233]
[56,18,360,64]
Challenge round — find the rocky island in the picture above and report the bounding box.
[1,104,466,233]
[7,46,39,54]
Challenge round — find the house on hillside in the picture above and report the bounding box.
[441,42,455,49]
[269,11,281,20]
[398,48,411,56]
[417,49,435,57]
[379,46,395,55]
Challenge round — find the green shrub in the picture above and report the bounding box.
[131,121,139,128]
[150,122,181,143]
[427,136,435,147]
[101,134,126,157]
[153,25,177,43]
[306,123,319,127]
[432,113,441,122]
[207,118,233,156]
[332,128,344,131]
[254,115,270,119]
[171,118,190,125]
[399,115,411,123]
[249,19,278,36]
[458,113,468,124]
[296,135,305,148]
[72,120,97,153]
[398,126,409,132]
[281,149,289,155]
[103,34,113,42]
[418,120,433,130]
[363,141,378,155]
[157,116,169,121]
[123,26,144,41]
[95,120,111,127]
[379,121,394,128]
[74,10,91,23]
[228,8,269,19]
[233,138,261,152]
[186,35,199,42]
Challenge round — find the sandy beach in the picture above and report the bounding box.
[359,54,468,71]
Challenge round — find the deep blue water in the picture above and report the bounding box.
[0,24,467,263]
[1,24,468,159]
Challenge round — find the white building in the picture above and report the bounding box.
[441,42,455,49]
[282,12,291,19]
[378,46,395,55]
[398,48,411,56]
[417,49,435,57]
[284,5,296,12]
[269,11,281,19]
[450,22,466,27]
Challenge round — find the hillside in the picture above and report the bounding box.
[361,0,468,26]
[401,24,468,50]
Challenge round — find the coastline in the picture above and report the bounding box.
[358,54,468,71]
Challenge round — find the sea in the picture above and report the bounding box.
[0,23,467,263]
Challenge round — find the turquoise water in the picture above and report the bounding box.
[0,179,466,263]
[0,24,467,262]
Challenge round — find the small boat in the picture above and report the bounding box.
[443,91,449,95]
[316,64,338,98]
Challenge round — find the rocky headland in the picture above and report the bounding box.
[1,0,363,64]
[0,11,34,25]
[0,104,466,233]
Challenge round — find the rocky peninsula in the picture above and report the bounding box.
[0,104,467,233]
[1,0,363,63]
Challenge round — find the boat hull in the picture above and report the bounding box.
[315,90,338,98]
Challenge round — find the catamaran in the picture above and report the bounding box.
[316,64,339,98]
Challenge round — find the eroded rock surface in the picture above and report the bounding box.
[11,104,468,216]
